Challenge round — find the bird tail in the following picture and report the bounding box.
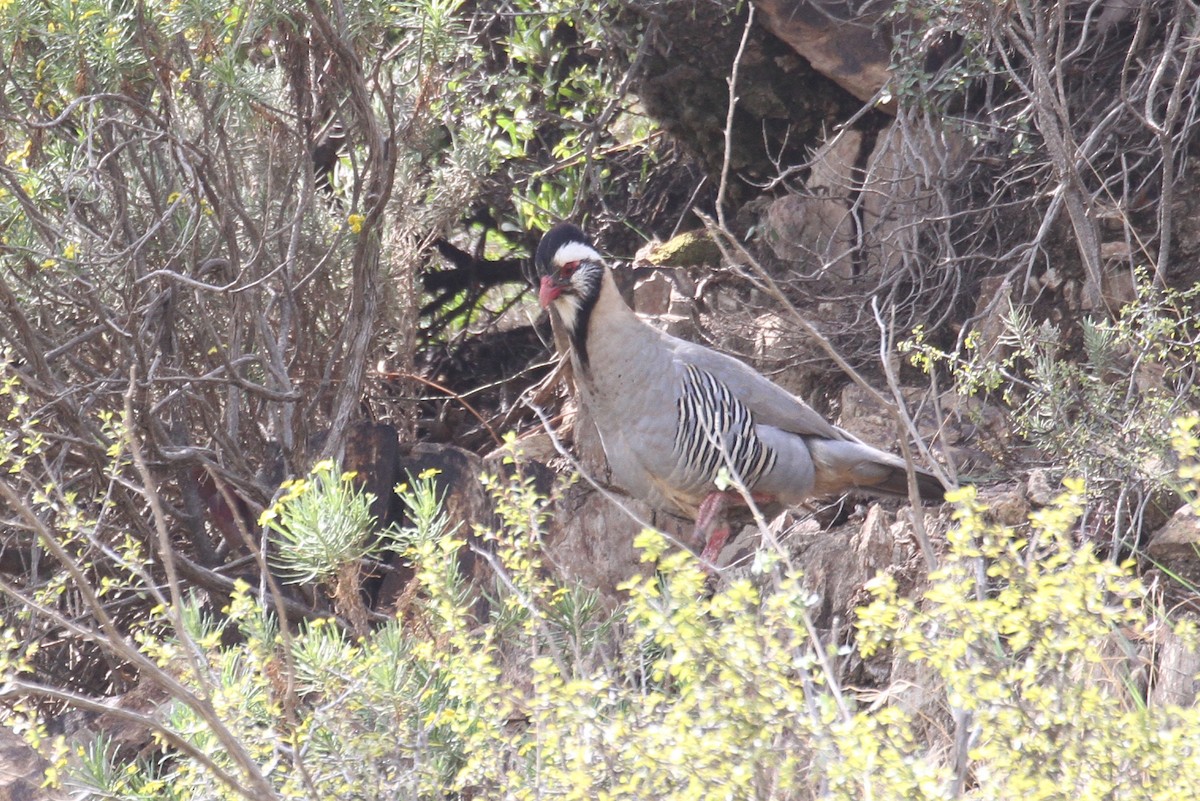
[807,438,946,503]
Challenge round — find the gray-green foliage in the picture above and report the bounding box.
[264,461,381,585]
[1001,281,1196,493]
[884,0,1200,515]
[905,275,1200,528]
[63,463,1200,801]
[0,0,659,707]
[0,0,651,422]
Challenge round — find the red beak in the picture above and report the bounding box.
[539,275,562,309]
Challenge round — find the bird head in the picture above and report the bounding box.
[534,223,605,319]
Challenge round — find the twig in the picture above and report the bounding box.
[0,679,251,795]
[521,398,697,557]
[125,365,214,686]
[717,4,755,229]
[0,477,279,800]
[698,215,949,568]
[374,370,504,446]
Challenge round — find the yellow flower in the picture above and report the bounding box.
[347,213,364,234]
[5,141,30,166]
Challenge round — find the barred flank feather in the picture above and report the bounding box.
[674,364,777,489]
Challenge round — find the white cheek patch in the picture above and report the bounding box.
[553,241,602,266]
[556,293,582,328]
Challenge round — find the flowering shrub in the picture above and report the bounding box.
[52,467,1200,800]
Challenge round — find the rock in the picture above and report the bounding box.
[518,397,699,602]
[838,383,898,448]
[660,312,702,341]
[1100,240,1132,262]
[890,506,942,565]
[1148,620,1200,708]
[761,121,968,291]
[489,427,562,467]
[942,445,997,475]
[378,442,495,613]
[719,511,813,572]
[1146,506,1200,563]
[1026,469,1057,506]
[397,442,493,533]
[1062,278,1083,311]
[752,311,830,400]
[971,275,1015,362]
[853,504,897,573]
[837,382,1010,482]
[1080,260,1137,312]
[793,527,870,630]
[858,123,968,277]
[762,132,863,277]
[632,272,673,315]
[0,727,63,801]
[345,421,403,529]
[637,5,859,207]
[754,1,893,104]
[1102,268,1137,310]
[542,482,693,605]
[710,504,913,632]
[837,383,944,451]
[987,488,1031,527]
[685,283,757,357]
[1081,632,1150,704]
[1039,266,1064,291]
[565,395,613,483]
[638,230,721,268]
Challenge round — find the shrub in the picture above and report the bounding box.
[905,275,1200,550]
[47,464,1200,800]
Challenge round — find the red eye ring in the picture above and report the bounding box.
[560,260,580,276]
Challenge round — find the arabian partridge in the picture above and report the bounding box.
[536,223,945,564]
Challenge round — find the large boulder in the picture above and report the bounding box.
[754,1,893,104]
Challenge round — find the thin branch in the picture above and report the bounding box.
[717,4,755,228]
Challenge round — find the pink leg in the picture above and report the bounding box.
[699,524,732,565]
[692,490,775,570]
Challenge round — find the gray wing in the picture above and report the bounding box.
[664,334,854,443]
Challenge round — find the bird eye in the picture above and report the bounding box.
[560,260,580,276]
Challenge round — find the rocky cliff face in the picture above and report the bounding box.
[500,0,1200,707]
